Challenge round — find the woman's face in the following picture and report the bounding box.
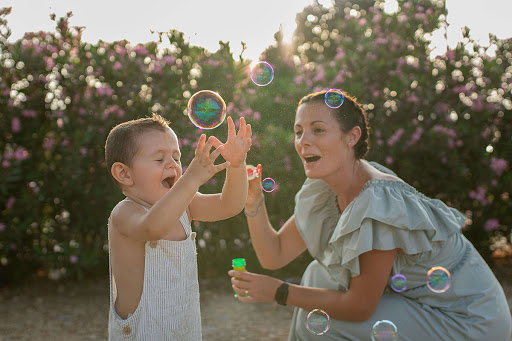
[294,101,354,179]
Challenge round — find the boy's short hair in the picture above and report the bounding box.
[105,113,171,188]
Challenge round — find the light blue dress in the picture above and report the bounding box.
[288,162,512,341]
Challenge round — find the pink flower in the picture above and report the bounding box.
[12,117,21,132]
[385,156,393,165]
[490,157,507,176]
[484,218,499,232]
[43,137,56,150]
[69,255,78,264]
[406,95,420,103]
[6,196,15,209]
[14,147,28,161]
[112,61,122,70]
[80,147,87,156]
[387,128,405,146]
[21,109,37,117]
[0,223,5,231]
[57,118,64,128]
[469,186,491,206]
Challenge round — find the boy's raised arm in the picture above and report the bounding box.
[189,117,252,222]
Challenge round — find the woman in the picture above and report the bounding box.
[228,90,512,340]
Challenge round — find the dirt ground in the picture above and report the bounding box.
[0,263,511,341]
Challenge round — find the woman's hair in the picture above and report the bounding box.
[298,90,369,159]
[105,113,171,187]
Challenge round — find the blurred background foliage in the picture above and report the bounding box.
[0,0,510,286]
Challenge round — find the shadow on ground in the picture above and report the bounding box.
[0,262,510,341]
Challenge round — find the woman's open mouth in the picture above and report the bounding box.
[304,155,321,165]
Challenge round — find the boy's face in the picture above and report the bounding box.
[127,128,182,206]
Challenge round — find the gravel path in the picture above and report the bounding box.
[0,266,510,341]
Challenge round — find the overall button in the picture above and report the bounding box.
[191,232,196,241]
[149,241,158,248]
[122,326,131,335]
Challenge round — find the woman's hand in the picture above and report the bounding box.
[228,269,283,303]
[211,116,252,168]
[245,164,264,210]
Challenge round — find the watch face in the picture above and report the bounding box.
[276,283,289,305]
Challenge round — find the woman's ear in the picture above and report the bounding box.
[111,162,134,187]
[348,126,362,146]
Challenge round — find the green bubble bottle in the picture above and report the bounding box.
[232,258,248,297]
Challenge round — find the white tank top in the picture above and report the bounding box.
[108,198,202,340]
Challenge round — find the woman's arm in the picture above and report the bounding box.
[243,167,307,269]
[229,248,397,321]
[246,205,307,270]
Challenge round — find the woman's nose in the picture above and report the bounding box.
[298,132,311,146]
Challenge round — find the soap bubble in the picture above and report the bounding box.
[262,178,276,192]
[305,309,330,335]
[186,90,226,129]
[325,89,344,108]
[426,266,451,293]
[371,320,398,341]
[250,61,274,86]
[390,274,407,293]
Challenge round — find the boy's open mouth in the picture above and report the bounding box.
[304,155,321,164]
[162,176,176,189]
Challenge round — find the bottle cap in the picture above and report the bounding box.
[232,258,246,268]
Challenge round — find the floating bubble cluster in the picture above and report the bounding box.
[324,88,344,108]
[305,309,330,335]
[426,266,451,293]
[371,320,398,341]
[390,274,407,293]
[262,177,276,192]
[250,61,274,86]
[186,90,226,129]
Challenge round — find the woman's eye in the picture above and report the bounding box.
[156,159,163,162]
[174,159,181,163]
[294,131,302,137]
[314,128,324,133]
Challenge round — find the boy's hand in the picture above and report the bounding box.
[212,116,252,168]
[186,134,230,186]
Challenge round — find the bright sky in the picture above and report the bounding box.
[4,0,512,61]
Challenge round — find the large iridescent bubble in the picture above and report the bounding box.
[250,61,274,86]
[186,90,226,129]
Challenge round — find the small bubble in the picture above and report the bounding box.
[325,89,344,108]
[305,309,330,335]
[262,178,276,192]
[390,274,407,292]
[250,61,274,86]
[426,266,451,293]
[371,320,398,341]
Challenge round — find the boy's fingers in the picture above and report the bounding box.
[195,134,206,155]
[238,117,247,137]
[210,136,222,149]
[202,136,215,156]
[209,145,224,162]
[227,116,235,138]
[246,124,252,140]
[213,161,230,174]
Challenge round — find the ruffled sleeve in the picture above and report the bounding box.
[323,180,467,289]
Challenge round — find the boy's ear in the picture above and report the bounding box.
[111,162,134,187]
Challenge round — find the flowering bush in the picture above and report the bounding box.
[0,0,510,284]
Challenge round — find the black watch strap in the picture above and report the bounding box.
[275,282,289,306]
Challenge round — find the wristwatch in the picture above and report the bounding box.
[275,282,289,306]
